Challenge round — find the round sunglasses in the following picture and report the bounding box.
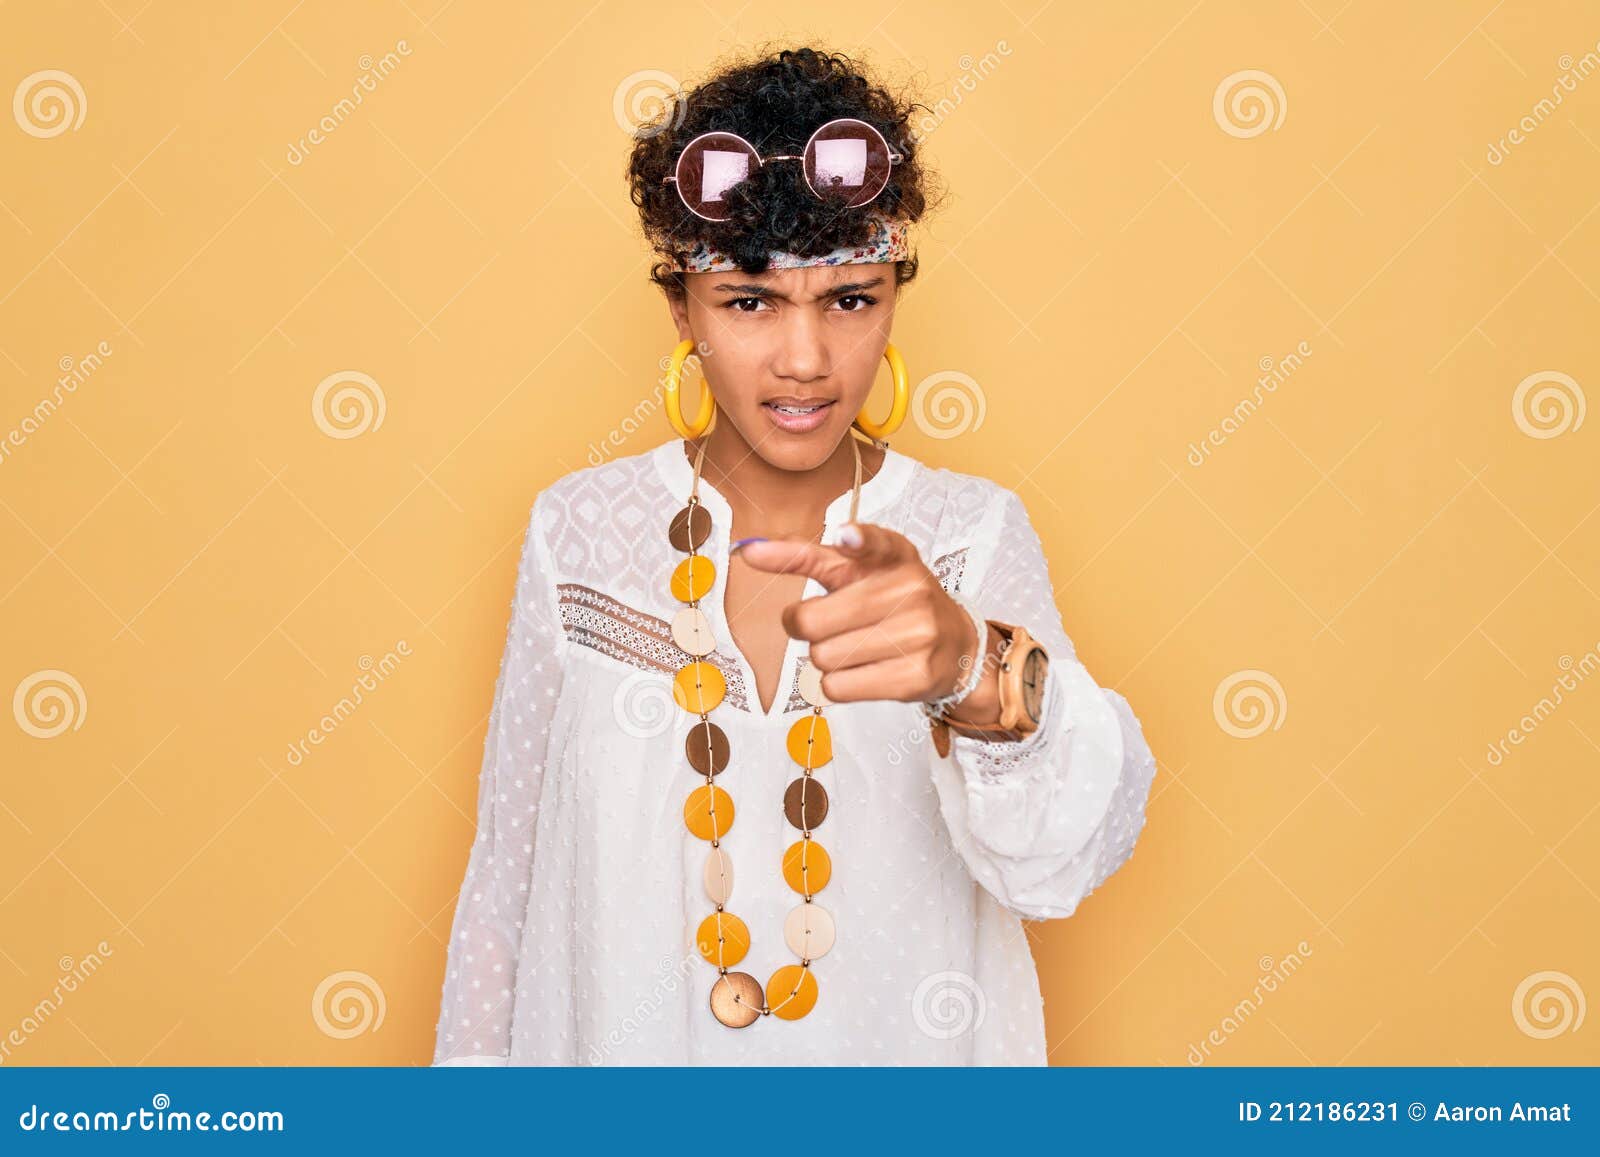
[663,117,904,222]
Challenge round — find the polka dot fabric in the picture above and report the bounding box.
[431,439,1157,1066]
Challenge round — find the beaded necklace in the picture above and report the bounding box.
[668,432,864,1026]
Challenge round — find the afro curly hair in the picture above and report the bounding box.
[627,45,943,297]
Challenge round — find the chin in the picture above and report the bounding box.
[752,437,836,474]
[736,408,849,471]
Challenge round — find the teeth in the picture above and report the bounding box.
[773,403,824,414]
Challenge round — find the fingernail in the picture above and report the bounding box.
[835,523,863,548]
[730,536,766,553]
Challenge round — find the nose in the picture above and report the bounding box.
[769,308,830,384]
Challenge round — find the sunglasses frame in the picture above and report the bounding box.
[663,116,904,222]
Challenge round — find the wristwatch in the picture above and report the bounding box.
[926,620,1050,758]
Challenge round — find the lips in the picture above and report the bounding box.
[763,397,833,410]
[761,398,835,433]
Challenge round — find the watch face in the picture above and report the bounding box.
[1020,648,1048,723]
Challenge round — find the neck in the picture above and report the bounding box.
[684,422,886,538]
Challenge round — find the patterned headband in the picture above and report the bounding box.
[672,215,909,275]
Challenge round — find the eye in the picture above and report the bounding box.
[833,294,878,312]
[725,296,769,313]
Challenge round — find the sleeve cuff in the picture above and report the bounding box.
[946,659,1064,780]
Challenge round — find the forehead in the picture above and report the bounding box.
[687,263,890,298]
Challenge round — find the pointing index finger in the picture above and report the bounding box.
[732,538,859,592]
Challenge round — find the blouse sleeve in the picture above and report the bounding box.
[928,486,1158,922]
[432,493,566,1066]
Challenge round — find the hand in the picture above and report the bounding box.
[734,522,1001,716]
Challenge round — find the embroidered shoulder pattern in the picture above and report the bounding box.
[557,583,781,713]
[932,546,968,595]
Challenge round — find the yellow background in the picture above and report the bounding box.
[3,1,1597,1065]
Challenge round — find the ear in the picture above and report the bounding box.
[667,285,692,342]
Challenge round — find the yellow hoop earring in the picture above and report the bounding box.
[664,338,716,439]
[854,342,909,442]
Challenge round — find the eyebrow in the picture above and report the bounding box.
[709,275,887,302]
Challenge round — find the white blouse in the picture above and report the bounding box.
[431,437,1157,1066]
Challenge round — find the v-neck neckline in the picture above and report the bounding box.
[652,435,916,719]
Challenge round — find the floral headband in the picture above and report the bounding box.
[672,214,909,275]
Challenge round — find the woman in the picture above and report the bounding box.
[432,46,1156,1066]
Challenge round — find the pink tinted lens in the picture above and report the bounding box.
[675,132,759,220]
[804,119,893,207]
